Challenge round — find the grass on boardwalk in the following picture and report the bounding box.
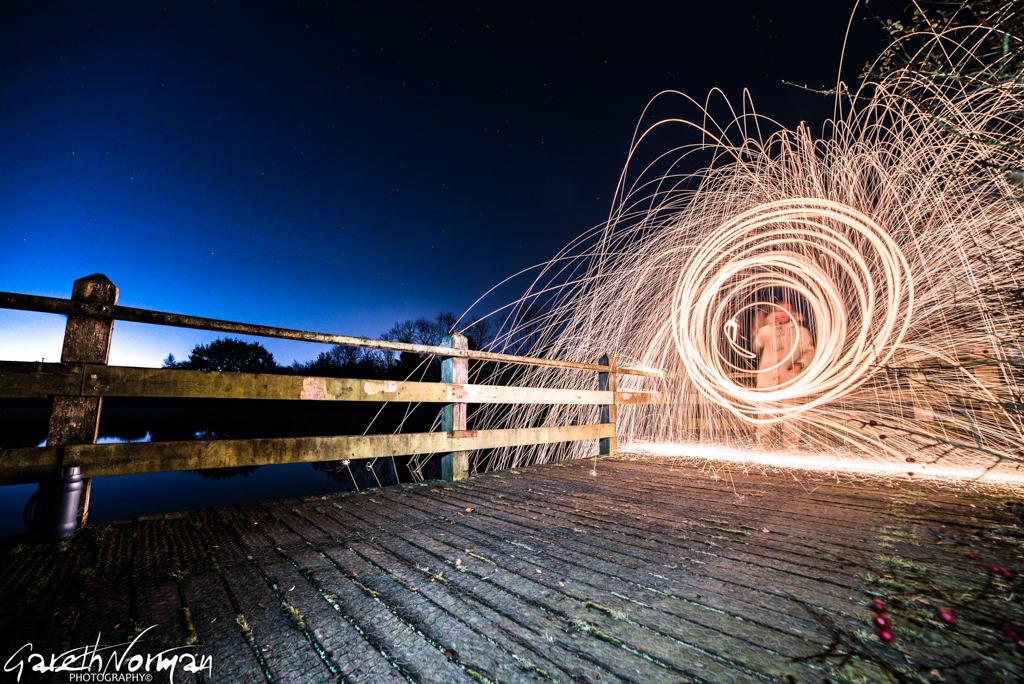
[1,456,1023,683]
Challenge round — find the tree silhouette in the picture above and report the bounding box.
[462,314,492,351]
[379,312,460,377]
[165,337,278,373]
[302,344,381,377]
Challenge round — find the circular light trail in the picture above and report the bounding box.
[671,198,913,426]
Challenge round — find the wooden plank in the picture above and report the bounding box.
[442,333,469,482]
[0,290,663,376]
[451,383,612,405]
[0,361,942,414]
[48,275,119,529]
[616,367,667,378]
[616,390,666,405]
[0,446,63,485]
[1,363,663,406]
[47,277,117,446]
[81,365,449,403]
[599,354,617,457]
[4,460,1017,683]
[0,424,613,484]
[0,361,81,398]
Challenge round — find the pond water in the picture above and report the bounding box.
[0,442,428,538]
[0,459,411,539]
[0,399,442,539]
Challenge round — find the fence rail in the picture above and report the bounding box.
[0,361,662,405]
[0,275,664,536]
[0,424,616,486]
[0,290,662,377]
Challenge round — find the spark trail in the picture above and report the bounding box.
[462,16,1024,478]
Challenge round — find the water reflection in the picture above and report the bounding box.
[0,455,423,538]
[37,431,155,447]
[0,398,442,538]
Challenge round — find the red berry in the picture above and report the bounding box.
[986,228,993,234]
[938,609,956,625]
[879,629,895,643]
[967,552,976,559]
[906,457,915,463]
[879,434,887,440]
[868,420,877,427]
[907,472,914,477]
[871,599,886,613]
[874,615,889,628]
[991,565,1002,575]
[1005,626,1019,639]
[1003,569,1014,579]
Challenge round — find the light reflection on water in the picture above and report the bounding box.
[0,463,366,538]
[37,432,155,447]
[97,431,153,445]
[2,432,408,539]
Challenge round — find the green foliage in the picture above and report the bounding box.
[865,0,1024,180]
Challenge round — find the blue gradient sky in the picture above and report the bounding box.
[1,1,892,368]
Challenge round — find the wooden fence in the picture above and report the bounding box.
[0,274,662,526]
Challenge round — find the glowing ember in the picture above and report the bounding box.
[627,442,1024,487]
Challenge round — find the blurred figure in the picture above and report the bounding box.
[754,301,814,450]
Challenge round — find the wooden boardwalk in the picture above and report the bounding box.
[2,457,1023,683]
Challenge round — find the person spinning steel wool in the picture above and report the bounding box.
[753,301,815,450]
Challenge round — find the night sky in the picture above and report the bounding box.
[1,1,894,368]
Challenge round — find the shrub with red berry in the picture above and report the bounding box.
[791,501,1024,682]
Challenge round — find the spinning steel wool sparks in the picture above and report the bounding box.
[460,16,1024,477]
[670,198,912,427]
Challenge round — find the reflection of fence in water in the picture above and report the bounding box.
[0,274,663,536]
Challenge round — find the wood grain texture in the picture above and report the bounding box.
[442,333,469,482]
[0,424,613,484]
[1,363,659,405]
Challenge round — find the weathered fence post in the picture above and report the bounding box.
[442,332,469,481]
[35,274,118,535]
[599,354,617,457]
